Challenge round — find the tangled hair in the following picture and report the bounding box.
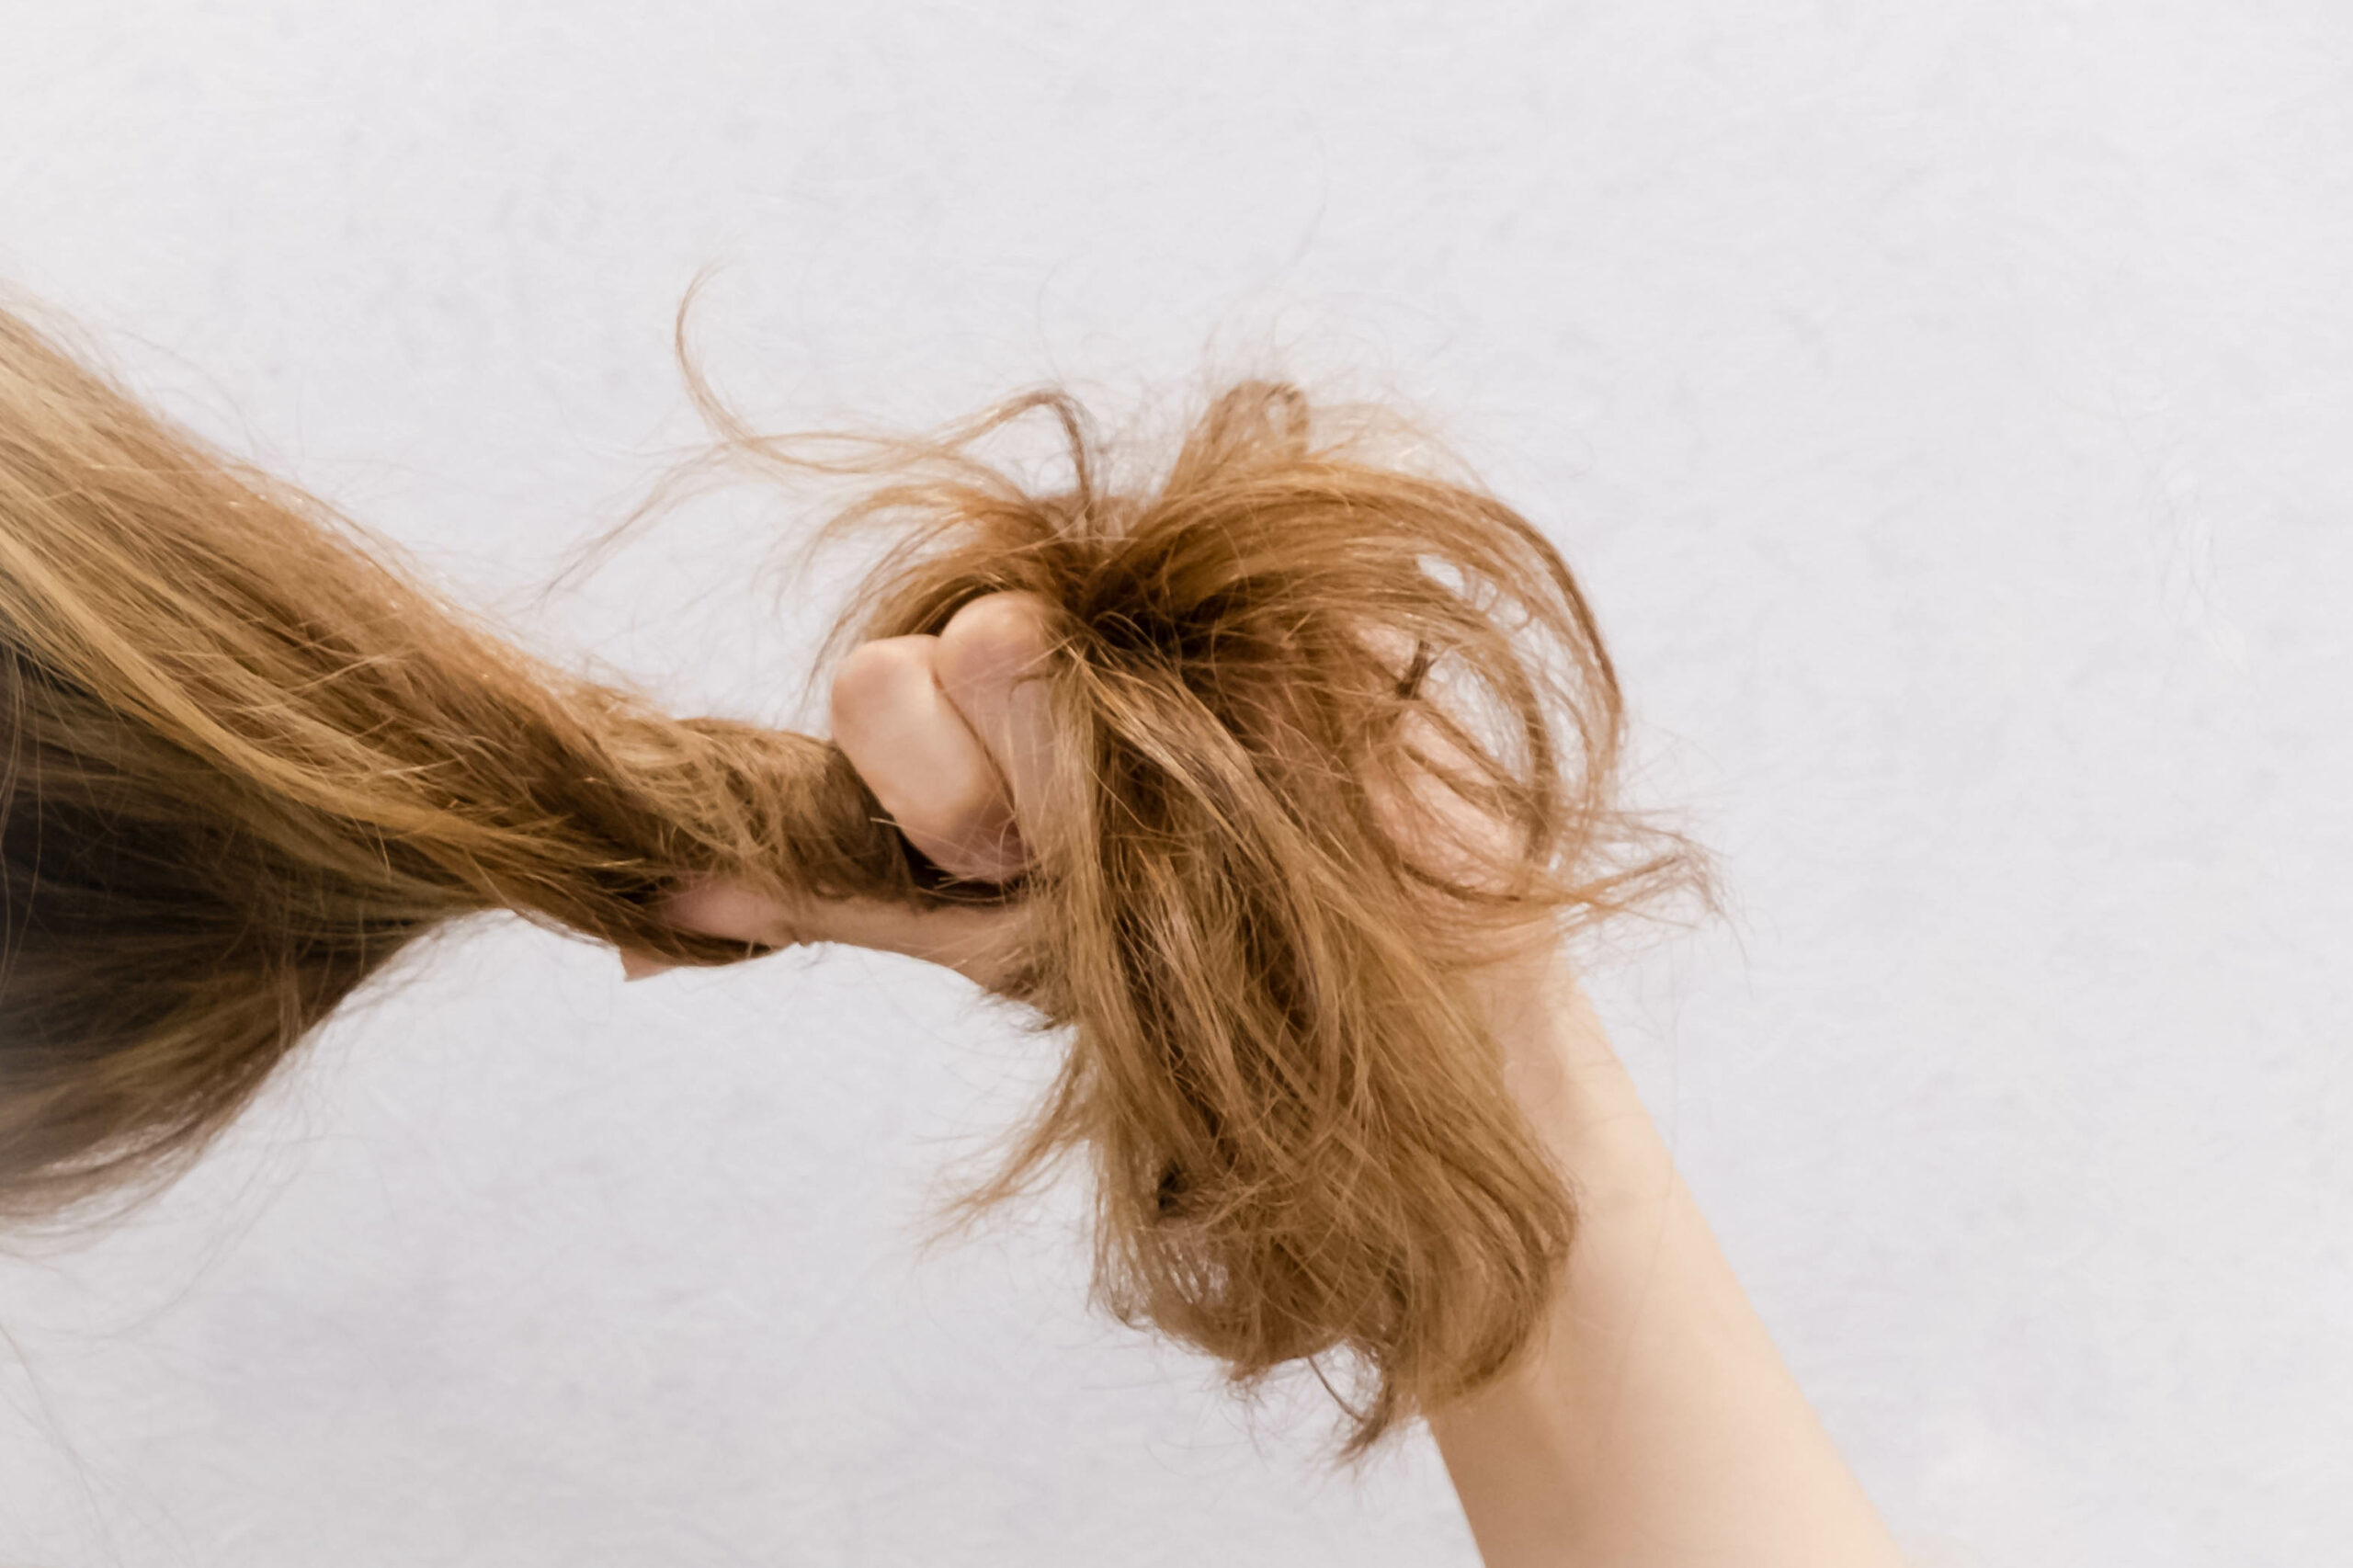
[0,300,1696,1451]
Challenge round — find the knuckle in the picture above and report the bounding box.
[829,636,936,735]
[937,593,1051,693]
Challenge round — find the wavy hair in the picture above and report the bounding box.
[0,301,1698,1451]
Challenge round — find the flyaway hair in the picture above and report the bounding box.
[0,301,1698,1452]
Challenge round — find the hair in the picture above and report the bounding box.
[0,298,1699,1453]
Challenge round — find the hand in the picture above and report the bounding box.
[619,592,1057,987]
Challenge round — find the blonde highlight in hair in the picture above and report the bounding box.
[0,300,1699,1451]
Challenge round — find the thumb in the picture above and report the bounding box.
[620,876,1029,990]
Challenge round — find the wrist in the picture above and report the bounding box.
[1474,947,1671,1191]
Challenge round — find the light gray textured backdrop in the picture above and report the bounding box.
[2,3,2347,1564]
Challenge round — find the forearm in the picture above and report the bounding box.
[1428,960,1904,1568]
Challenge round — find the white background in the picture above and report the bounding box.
[2,3,2348,1563]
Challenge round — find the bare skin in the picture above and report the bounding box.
[625,592,1907,1567]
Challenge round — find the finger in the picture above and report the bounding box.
[618,947,675,983]
[830,633,1026,881]
[796,895,1030,987]
[615,876,784,983]
[656,877,799,948]
[622,875,1031,991]
[933,592,1060,848]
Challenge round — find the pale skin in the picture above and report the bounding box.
[624,592,1909,1568]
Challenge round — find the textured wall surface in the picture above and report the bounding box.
[2,4,2347,1564]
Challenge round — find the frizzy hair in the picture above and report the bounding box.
[0,299,1699,1451]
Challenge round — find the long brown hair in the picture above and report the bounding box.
[0,300,1697,1451]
